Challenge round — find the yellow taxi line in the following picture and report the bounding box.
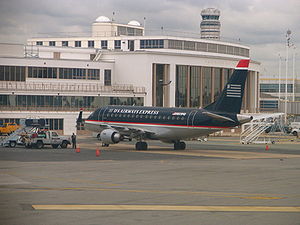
[32,204,300,212]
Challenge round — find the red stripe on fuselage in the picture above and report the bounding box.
[85,120,230,129]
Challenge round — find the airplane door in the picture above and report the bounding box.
[187,110,198,127]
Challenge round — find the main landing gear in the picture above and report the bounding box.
[135,141,148,150]
[174,141,186,150]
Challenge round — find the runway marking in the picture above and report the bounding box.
[136,150,300,159]
[1,186,285,200]
[32,204,300,212]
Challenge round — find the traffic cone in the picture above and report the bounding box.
[76,144,80,153]
[265,145,269,151]
[96,148,100,157]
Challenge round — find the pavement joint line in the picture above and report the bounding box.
[2,186,287,200]
[31,205,300,212]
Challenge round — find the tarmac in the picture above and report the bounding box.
[0,136,300,225]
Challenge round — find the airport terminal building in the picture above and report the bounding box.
[0,16,261,135]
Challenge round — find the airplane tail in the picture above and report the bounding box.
[76,108,83,125]
[204,59,250,114]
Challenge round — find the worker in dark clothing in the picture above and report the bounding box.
[71,133,77,149]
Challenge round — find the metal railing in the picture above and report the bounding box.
[0,81,146,94]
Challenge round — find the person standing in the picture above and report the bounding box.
[71,133,76,149]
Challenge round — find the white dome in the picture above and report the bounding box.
[95,16,111,23]
[128,20,141,26]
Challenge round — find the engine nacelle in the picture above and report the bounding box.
[99,129,121,144]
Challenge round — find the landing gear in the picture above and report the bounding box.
[135,141,148,150]
[174,141,186,150]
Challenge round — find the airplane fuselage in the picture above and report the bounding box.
[85,105,239,142]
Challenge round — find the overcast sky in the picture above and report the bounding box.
[0,0,299,77]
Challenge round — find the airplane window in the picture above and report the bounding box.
[127,114,130,118]
[154,116,157,119]
[107,114,110,117]
[119,114,122,117]
[162,116,166,120]
[158,116,161,119]
[140,115,144,119]
[136,115,139,118]
[131,114,135,118]
[177,117,180,120]
[167,116,170,120]
[149,115,153,119]
[181,117,184,120]
[123,114,127,118]
[172,116,175,120]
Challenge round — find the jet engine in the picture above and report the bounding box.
[99,129,121,144]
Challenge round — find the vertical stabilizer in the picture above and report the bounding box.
[204,59,250,114]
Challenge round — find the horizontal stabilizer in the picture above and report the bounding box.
[203,111,235,123]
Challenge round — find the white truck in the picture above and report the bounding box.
[23,131,71,149]
[290,122,300,137]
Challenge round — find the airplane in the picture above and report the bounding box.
[77,59,253,150]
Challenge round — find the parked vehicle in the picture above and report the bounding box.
[0,123,20,135]
[23,130,71,149]
[291,128,299,137]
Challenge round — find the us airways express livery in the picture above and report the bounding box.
[77,59,252,150]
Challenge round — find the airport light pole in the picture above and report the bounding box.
[278,53,282,101]
[285,30,291,123]
[292,45,296,101]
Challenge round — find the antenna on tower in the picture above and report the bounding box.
[112,12,115,22]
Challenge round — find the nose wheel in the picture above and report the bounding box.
[174,141,186,150]
[135,141,148,150]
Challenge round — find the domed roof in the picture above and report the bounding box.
[128,20,141,26]
[95,16,111,23]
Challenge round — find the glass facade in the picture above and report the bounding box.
[174,65,243,108]
[202,67,212,107]
[75,41,81,47]
[260,100,278,109]
[190,66,201,107]
[49,41,55,46]
[260,84,293,93]
[28,67,57,79]
[214,68,222,101]
[88,40,94,48]
[114,40,121,49]
[0,65,26,81]
[168,40,249,57]
[155,64,164,107]
[140,40,164,49]
[62,41,68,47]
[0,95,143,111]
[175,65,188,107]
[101,40,108,49]
[104,70,111,86]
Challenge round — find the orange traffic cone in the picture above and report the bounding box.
[265,145,269,151]
[76,144,80,153]
[96,148,100,157]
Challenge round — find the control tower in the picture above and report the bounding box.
[200,8,221,39]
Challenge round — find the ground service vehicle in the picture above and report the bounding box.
[0,123,20,135]
[24,131,71,149]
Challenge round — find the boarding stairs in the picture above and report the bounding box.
[240,121,273,144]
[93,50,103,61]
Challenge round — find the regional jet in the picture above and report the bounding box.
[77,59,252,150]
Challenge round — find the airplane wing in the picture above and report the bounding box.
[98,123,155,137]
